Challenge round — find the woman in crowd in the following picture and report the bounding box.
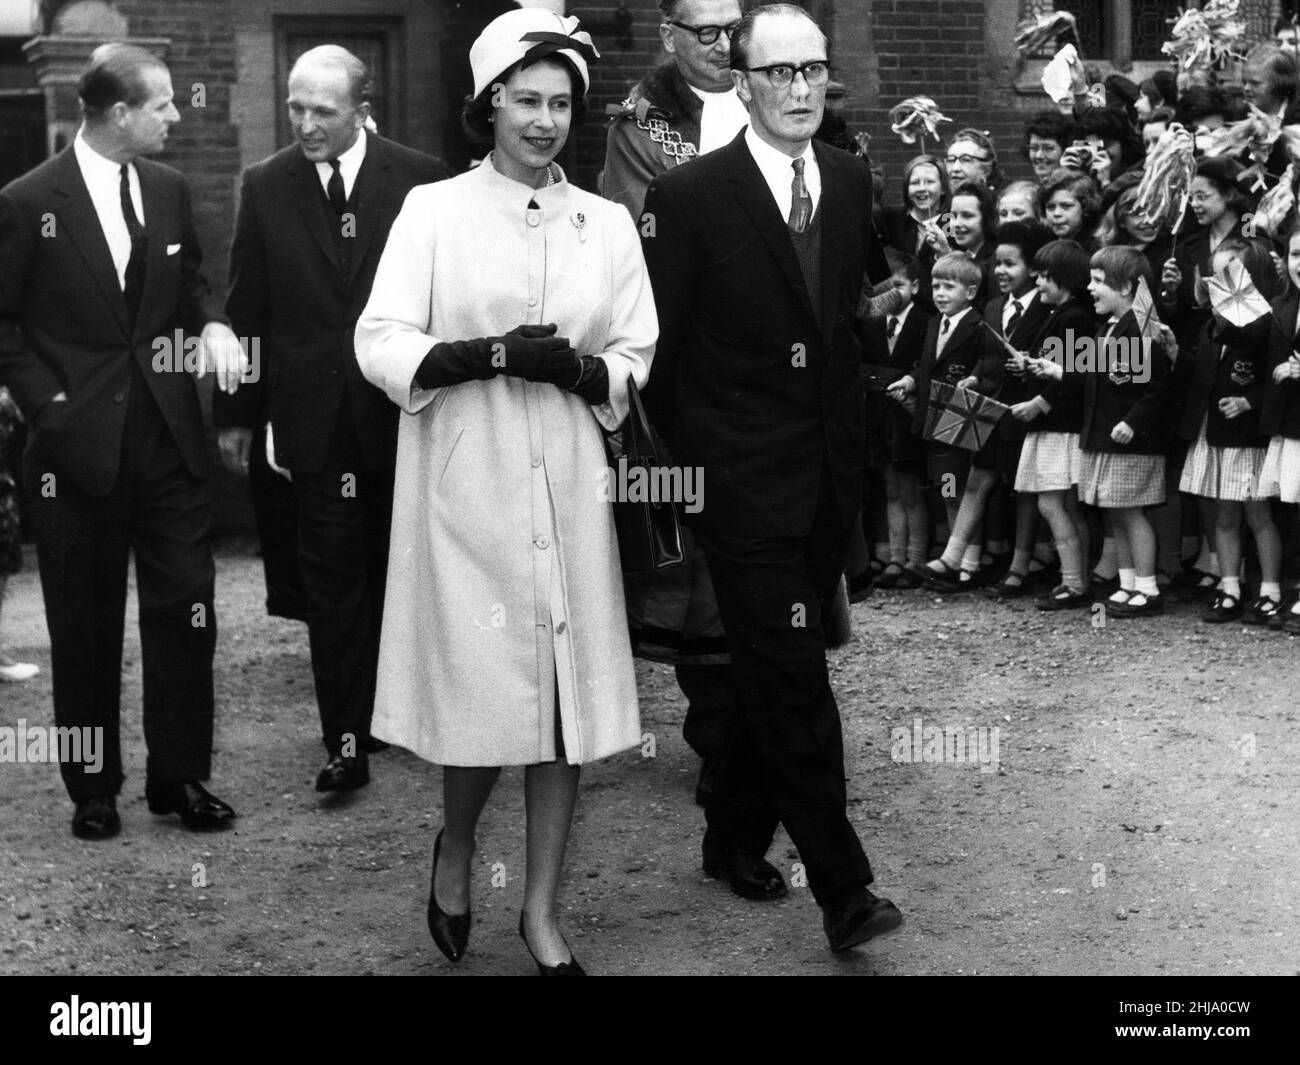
[925,181,999,308]
[1021,110,1077,186]
[883,153,950,311]
[1042,168,1102,251]
[354,9,655,975]
[944,128,1002,190]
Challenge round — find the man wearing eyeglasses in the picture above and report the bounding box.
[641,3,905,953]
[601,0,746,218]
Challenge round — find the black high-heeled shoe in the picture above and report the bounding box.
[518,913,585,976]
[427,830,471,962]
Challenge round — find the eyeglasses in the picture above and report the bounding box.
[946,154,992,167]
[744,61,830,88]
[667,20,740,45]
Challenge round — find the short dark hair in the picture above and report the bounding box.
[949,180,998,243]
[729,4,827,73]
[1042,168,1102,233]
[1195,156,1251,216]
[888,250,922,283]
[1139,70,1177,109]
[994,219,1053,262]
[461,55,589,148]
[1090,245,1151,297]
[1023,110,1077,155]
[1033,239,1092,299]
[1078,106,1143,168]
[78,43,167,122]
[1174,84,1228,127]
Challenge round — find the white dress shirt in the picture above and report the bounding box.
[1002,290,1037,335]
[74,131,144,291]
[314,127,367,201]
[935,306,972,358]
[887,301,915,353]
[744,125,821,224]
[688,84,750,155]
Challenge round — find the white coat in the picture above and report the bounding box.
[354,160,656,766]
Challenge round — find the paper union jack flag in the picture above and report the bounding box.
[923,382,1010,452]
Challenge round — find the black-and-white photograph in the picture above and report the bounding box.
[0,0,1294,1016]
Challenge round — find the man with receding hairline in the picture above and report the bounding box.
[214,45,448,795]
[642,4,904,952]
[0,42,243,840]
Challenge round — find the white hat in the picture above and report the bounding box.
[469,9,599,99]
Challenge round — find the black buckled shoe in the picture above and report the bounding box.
[920,558,967,593]
[145,779,236,831]
[1108,590,1164,618]
[1201,591,1242,624]
[1036,584,1093,611]
[1241,595,1280,626]
[823,886,903,953]
[71,795,120,840]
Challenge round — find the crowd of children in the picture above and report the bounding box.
[857,35,1300,631]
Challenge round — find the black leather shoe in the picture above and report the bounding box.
[314,753,369,792]
[519,913,584,976]
[823,886,903,952]
[1108,591,1164,618]
[145,779,236,830]
[920,558,966,593]
[428,830,471,962]
[1201,591,1242,624]
[1036,584,1093,611]
[359,734,390,753]
[71,795,120,840]
[702,833,788,901]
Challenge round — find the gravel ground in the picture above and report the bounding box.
[1,543,1297,976]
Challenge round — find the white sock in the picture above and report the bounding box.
[1118,567,1136,592]
[1135,575,1159,597]
[1261,582,1282,602]
[1220,575,1241,599]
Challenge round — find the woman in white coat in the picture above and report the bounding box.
[354,9,655,975]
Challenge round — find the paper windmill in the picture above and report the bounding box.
[923,382,1010,452]
[1132,123,1197,236]
[1161,0,1247,77]
[1015,10,1080,56]
[887,97,952,152]
[1205,257,1271,327]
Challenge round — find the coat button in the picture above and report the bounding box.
[526,211,541,228]
[555,620,567,635]
[535,536,549,549]
[528,296,538,306]
[114,392,125,403]
[531,455,542,468]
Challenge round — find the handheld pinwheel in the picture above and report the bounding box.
[887,97,951,154]
[1161,0,1247,79]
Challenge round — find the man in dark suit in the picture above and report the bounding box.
[641,3,903,951]
[214,46,448,793]
[0,44,242,839]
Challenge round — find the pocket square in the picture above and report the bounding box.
[166,243,181,255]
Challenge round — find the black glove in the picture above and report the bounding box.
[412,324,576,391]
[496,322,579,382]
[566,355,610,405]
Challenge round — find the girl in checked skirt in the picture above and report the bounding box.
[1059,247,1172,617]
[1175,239,1284,625]
[1013,240,1098,609]
[1256,223,1300,633]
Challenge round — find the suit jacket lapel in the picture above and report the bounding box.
[136,159,176,337]
[291,150,339,266]
[344,138,389,290]
[53,149,128,338]
[941,311,977,361]
[726,134,817,326]
[815,142,844,340]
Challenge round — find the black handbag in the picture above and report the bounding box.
[603,383,685,573]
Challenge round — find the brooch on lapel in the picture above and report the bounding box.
[571,211,587,242]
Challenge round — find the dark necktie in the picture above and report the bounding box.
[788,157,812,234]
[886,316,899,351]
[327,159,346,217]
[119,164,146,324]
[941,316,951,335]
[1006,301,1023,339]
